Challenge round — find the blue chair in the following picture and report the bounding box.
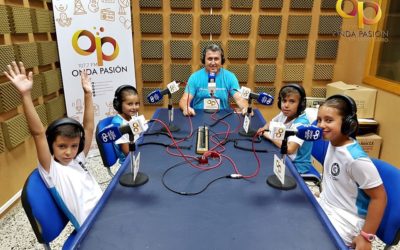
[372,158,400,247]
[21,169,76,250]
[96,116,119,176]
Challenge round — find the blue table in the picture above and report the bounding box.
[70,109,347,250]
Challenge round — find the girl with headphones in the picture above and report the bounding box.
[111,84,140,164]
[4,62,102,230]
[317,95,386,249]
[258,84,316,178]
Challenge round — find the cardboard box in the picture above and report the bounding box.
[356,133,382,158]
[326,81,377,118]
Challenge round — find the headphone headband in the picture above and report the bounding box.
[326,94,358,136]
[277,83,306,115]
[201,43,225,65]
[46,117,85,154]
[113,85,137,113]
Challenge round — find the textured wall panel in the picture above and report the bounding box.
[227,65,249,83]
[142,87,163,105]
[319,15,342,35]
[42,69,62,95]
[142,64,163,82]
[140,13,163,34]
[14,43,39,69]
[254,65,276,83]
[141,40,163,59]
[290,0,314,9]
[316,40,339,59]
[311,87,327,98]
[171,87,185,105]
[45,95,66,124]
[287,15,312,35]
[313,63,334,80]
[199,41,223,59]
[255,86,276,98]
[36,104,48,127]
[9,6,33,33]
[0,5,11,34]
[0,81,21,113]
[1,114,30,150]
[139,0,162,8]
[170,0,193,9]
[31,8,52,33]
[201,0,223,9]
[227,40,249,59]
[231,0,253,9]
[170,64,192,82]
[170,40,192,59]
[321,0,337,9]
[229,15,252,35]
[260,0,283,9]
[283,64,305,82]
[285,40,308,59]
[0,46,16,76]
[0,125,4,153]
[255,40,279,59]
[32,74,44,100]
[258,15,282,35]
[170,14,192,34]
[49,11,55,33]
[37,41,59,65]
[200,15,222,35]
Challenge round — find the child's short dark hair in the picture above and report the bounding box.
[113,85,139,113]
[278,84,306,115]
[46,118,85,154]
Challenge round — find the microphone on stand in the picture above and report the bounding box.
[208,72,216,96]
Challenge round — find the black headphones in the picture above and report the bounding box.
[277,83,306,115]
[46,117,85,155]
[326,94,358,136]
[201,44,225,65]
[113,85,138,113]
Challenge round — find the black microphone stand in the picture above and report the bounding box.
[119,133,149,187]
[239,98,256,137]
[161,92,180,132]
[266,134,297,190]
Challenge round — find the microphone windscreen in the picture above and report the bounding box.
[98,124,123,143]
[296,125,322,141]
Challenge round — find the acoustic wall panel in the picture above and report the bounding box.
[321,0,337,9]
[227,65,249,83]
[313,63,334,80]
[227,40,249,60]
[170,64,192,82]
[14,43,39,69]
[231,0,253,9]
[36,104,48,127]
[141,40,163,59]
[170,40,192,59]
[0,46,16,76]
[200,15,222,35]
[283,64,305,82]
[290,0,314,9]
[9,6,33,34]
[170,0,193,9]
[260,0,283,9]
[1,114,30,150]
[229,15,252,35]
[316,40,339,59]
[31,8,52,33]
[285,40,308,59]
[42,69,62,95]
[318,15,342,35]
[199,41,223,59]
[0,126,4,153]
[0,81,22,113]
[139,0,162,8]
[140,13,163,34]
[311,87,327,98]
[254,65,276,83]
[45,95,66,124]
[142,64,163,82]
[37,41,59,65]
[142,87,163,105]
[258,15,282,35]
[201,0,223,9]
[171,87,185,105]
[49,11,56,33]
[32,74,44,100]
[287,16,312,35]
[170,14,192,34]
[0,5,11,34]
[255,40,279,59]
[254,86,276,98]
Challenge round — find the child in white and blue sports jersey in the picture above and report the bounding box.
[317,94,387,249]
[258,84,316,178]
[5,62,102,230]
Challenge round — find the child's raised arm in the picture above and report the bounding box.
[4,61,52,171]
[80,69,94,156]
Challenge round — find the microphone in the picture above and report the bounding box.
[146,81,180,104]
[239,86,274,106]
[98,115,148,143]
[208,72,216,96]
[268,122,322,141]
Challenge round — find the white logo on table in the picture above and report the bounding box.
[273,154,286,185]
